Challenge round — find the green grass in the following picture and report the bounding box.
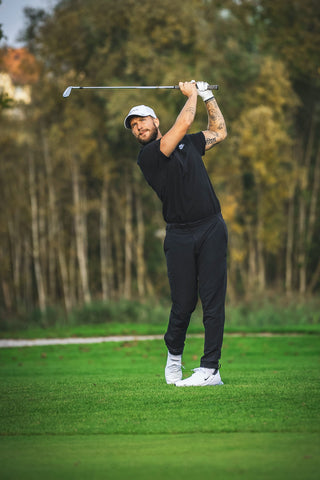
[0,335,319,479]
[0,433,318,480]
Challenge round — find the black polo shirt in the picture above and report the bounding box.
[137,132,221,223]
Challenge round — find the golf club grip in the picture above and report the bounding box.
[173,85,219,90]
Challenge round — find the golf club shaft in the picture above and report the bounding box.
[63,84,219,97]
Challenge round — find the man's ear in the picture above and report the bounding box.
[153,118,160,129]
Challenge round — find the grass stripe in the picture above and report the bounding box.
[0,433,319,480]
[0,336,319,479]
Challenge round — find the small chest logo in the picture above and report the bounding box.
[178,144,185,150]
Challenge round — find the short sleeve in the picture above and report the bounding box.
[188,132,206,156]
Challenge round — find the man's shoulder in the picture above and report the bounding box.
[181,132,205,155]
[187,131,205,142]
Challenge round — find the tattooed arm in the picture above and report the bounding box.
[202,97,227,151]
[160,81,198,157]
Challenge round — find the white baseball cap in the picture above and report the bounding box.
[124,105,157,129]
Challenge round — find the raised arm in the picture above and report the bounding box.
[197,82,227,151]
[160,81,198,157]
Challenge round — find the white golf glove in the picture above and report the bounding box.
[196,81,214,102]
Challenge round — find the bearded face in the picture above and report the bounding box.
[130,116,160,145]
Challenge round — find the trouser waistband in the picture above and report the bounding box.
[166,212,221,230]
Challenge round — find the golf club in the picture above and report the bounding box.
[63,84,219,98]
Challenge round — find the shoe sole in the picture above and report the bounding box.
[166,375,183,385]
[175,380,224,387]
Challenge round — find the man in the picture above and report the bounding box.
[124,81,228,387]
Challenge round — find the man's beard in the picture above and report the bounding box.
[137,124,158,145]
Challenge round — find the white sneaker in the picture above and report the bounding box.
[175,367,223,387]
[165,352,182,384]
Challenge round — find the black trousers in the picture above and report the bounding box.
[163,213,228,369]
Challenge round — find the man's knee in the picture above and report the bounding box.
[171,300,197,322]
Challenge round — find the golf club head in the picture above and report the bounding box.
[63,86,73,98]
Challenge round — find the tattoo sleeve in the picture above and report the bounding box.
[206,98,226,132]
[185,106,196,115]
[205,134,217,147]
[203,97,227,149]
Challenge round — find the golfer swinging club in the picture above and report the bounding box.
[124,81,228,386]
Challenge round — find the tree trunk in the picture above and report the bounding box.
[28,151,46,312]
[112,217,123,298]
[23,238,32,310]
[135,186,146,299]
[297,111,316,294]
[256,240,265,291]
[307,145,320,293]
[43,132,72,312]
[109,188,124,298]
[285,193,295,294]
[42,133,55,302]
[7,218,22,307]
[68,237,77,307]
[247,222,257,295]
[1,280,12,311]
[38,180,48,299]
[71,156,91,304]
[308,258,320,293]
[306,145,320,249]
[298,193,307,294]
[57,239,72,313]
[124,175,133,300]
[100,174,110,301]
[256,211,265,291]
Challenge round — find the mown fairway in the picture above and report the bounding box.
[0,334,319,479]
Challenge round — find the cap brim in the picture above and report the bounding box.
[124,115,135,129]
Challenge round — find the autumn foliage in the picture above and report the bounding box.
[0,0,319,316]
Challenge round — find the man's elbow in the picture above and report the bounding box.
[174,119,192,138]
[219,128,228,142]
[181,116,194,133]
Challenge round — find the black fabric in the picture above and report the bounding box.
[163,214,228,369]
[137,131,227,369]
[137,132,221,223]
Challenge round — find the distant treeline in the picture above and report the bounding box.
[0,0,319,316]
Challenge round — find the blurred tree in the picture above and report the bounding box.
[0,8,12,111]
[235,0,320,295]
[0,0,319,318]
[250,0,320,83]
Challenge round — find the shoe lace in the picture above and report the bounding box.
[193,364,221,375]
[191,367,218,379]
[191,367,206,376]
